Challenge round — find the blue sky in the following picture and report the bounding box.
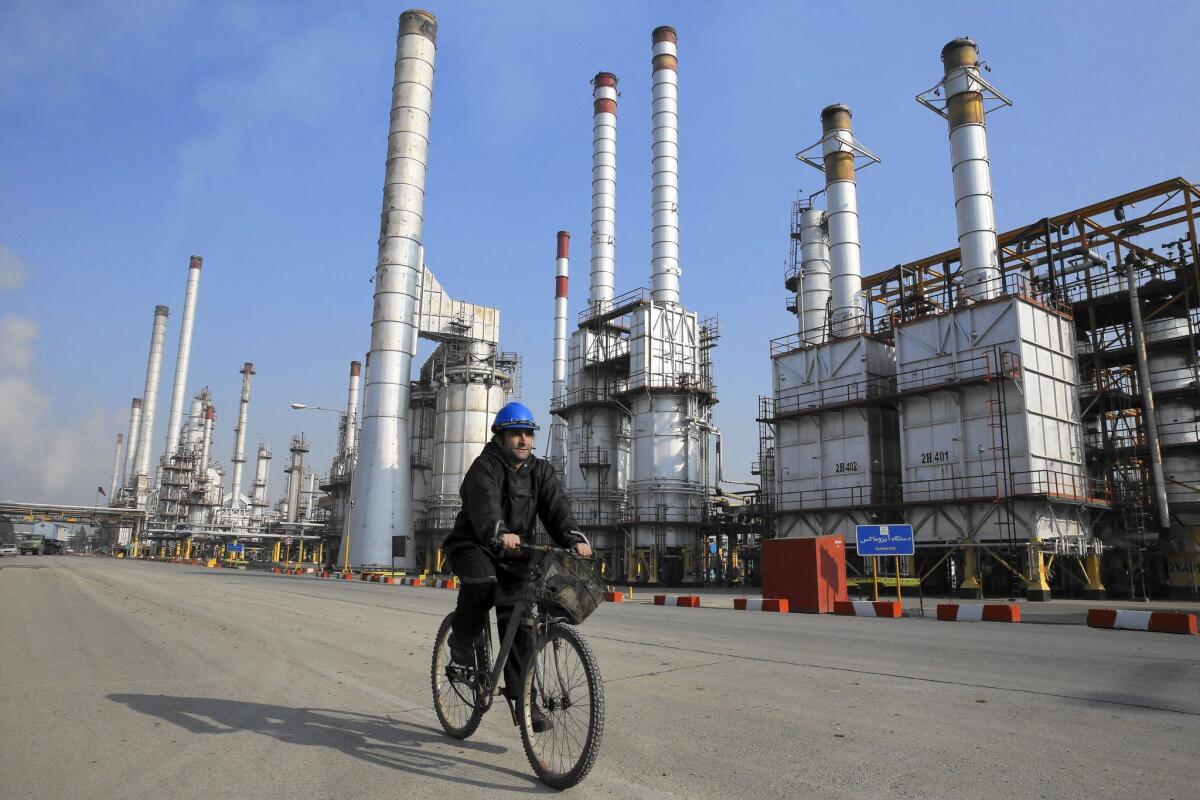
[2,0,1198,504]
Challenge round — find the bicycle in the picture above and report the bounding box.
[430,542,606,789]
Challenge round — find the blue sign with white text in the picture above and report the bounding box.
[227,543,244,553]
[855,525,914,556]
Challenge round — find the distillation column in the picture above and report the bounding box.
[250,444,271,519]
[133,305,169,500]
[228,362,255,504]
[120,397,142,491]
[108,434,124,502]
[161,257,202,472]
[286,435,308,524]
[347,10,437,569]
[798,208,831,344]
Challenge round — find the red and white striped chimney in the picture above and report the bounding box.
[650,26,681,305]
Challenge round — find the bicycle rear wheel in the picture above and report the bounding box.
[431,612,489,739]
[518,622,604,789]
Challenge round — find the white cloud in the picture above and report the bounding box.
[0,316,37,369]
[0,243,28,289]
[0,323,122,504]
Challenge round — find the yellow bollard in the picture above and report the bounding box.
[957,546,982,599]
[1084,552,1106,600]
[1027,538,1052,602]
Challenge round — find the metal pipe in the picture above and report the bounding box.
[938,38,1004,301]
[650,26,680,306]
[121,397,142,489]
[343,361,362,457]
[134,305,169,480]
[229,362,255,502]
[306,471,316,518]
[549,231,570,467]
[109,434,124,502]
[799,208,831,343]
[162,256,203,470]
[822,104,865,336]
[347,9,436,569]
[590,72,618,309]
[1126,259,1172,530]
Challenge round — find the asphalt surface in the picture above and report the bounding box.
[2,556,1197,800]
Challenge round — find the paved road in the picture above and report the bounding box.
[2,556,1196,799]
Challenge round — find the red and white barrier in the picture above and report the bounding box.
[1087,608,1197,635]
[733,597,789,613]
[833,600,902,618]
[604,591,624,603]
[936,603,1021,623]
[654,594,700,608]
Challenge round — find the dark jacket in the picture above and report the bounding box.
[442,440,584,556]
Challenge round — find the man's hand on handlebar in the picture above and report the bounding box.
[573,542,593,558]
[499,532,521,551]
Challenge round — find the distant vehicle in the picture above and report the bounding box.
[17,534,66,556]
[0,543,17,557]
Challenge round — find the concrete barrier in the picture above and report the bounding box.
[733,597,789,612]
[653,594,700,608]
[605,591,624,603]
[1087,608,1197,635]
[833,600,902,618]
[936,603,1021,623]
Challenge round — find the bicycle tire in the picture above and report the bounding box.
[518,622,605,789]
[431,612,489,739]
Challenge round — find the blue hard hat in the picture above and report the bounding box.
[492,401,540,433]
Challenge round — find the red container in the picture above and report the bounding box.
[762,535,848,613]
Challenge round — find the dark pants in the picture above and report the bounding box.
[448,545,531,699]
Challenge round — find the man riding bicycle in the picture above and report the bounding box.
[442,401,592,733]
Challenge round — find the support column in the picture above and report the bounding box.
[956,546,983,599]
[1083,552,1106,600]
[1026,538,1052,602]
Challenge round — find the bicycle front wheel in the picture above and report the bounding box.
[518,622,605,789]
[431,612,489,740]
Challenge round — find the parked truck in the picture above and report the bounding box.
[18,523,69,555]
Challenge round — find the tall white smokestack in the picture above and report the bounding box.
[650,27,680,305]
[121,397,142,489]
[921,37,1009,301]
[162,256,202,469]
[109,434,124,502]
[347,9,437,569]
[821,104,869,337]
[590,72,618,309]
[229,362,255,501]
[134,305,169,480]
[343,361,362,456]
[799,207,831,344]
[549,231,570,467]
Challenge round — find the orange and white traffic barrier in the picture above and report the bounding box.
[406,577,424,586]
[434,578,457,589]
[833,600,902,618]
[370,574,381,582]
[381,575,395,584]
[1087,608,1197,635]
[604,591,624,603]
[653,594,700,608]
[936,603,1021,623]
[733,597,789,613]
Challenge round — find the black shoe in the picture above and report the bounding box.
[448,633,475,667]
[530,704,554,733]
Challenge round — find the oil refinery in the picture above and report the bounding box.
[6,14,1196,604]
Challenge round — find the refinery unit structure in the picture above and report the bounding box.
[760,37,1199,599]
[89,15,1196,599]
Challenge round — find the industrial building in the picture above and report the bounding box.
[760,38,1199,600]
[82,17,1194,601]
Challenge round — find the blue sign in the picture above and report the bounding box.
[227,543,244,553]
[855,525,914,557]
